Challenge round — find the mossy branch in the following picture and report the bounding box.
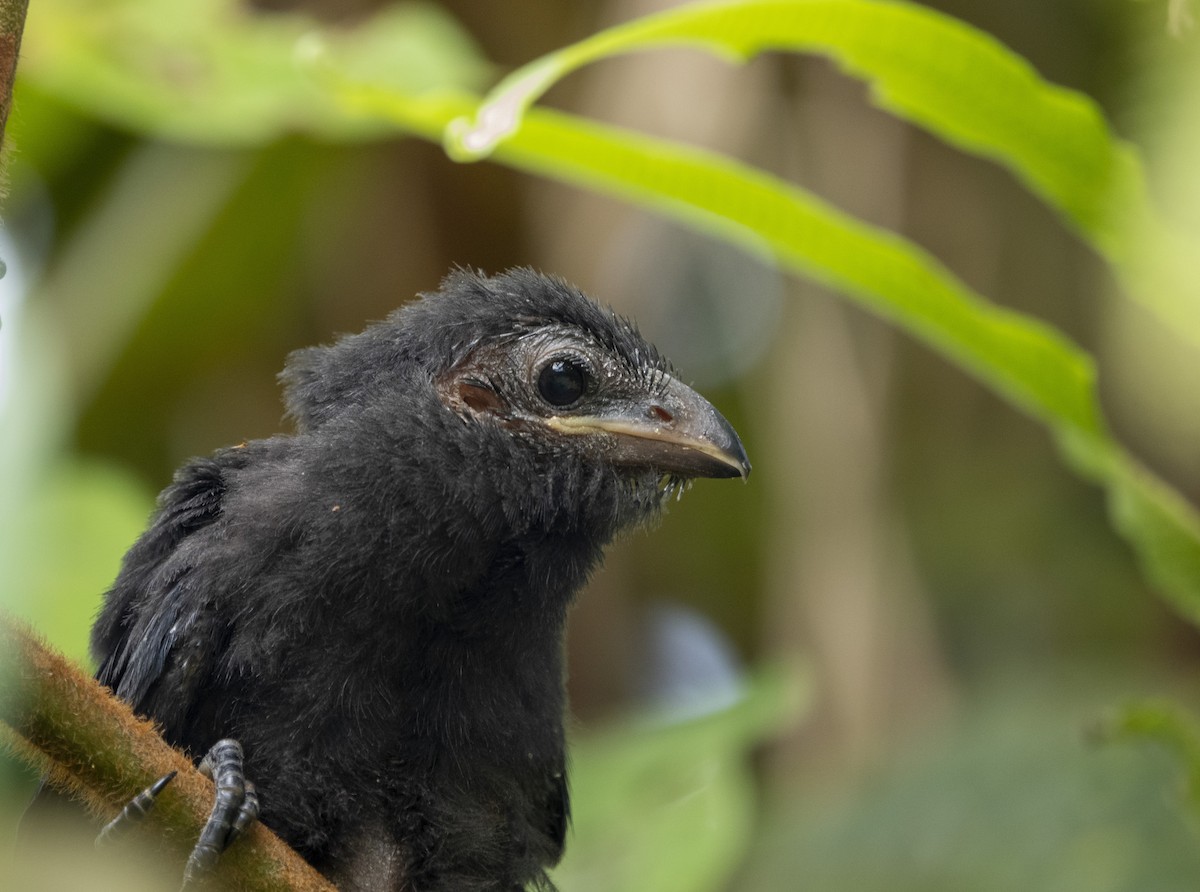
[0,614,335,892]
[0,0,27,198]
[0,0,26,142]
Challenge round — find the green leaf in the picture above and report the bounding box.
[1107,698,1200,834]
[19,0,490,144]
[553,667,807,892]
[1,460,154,664]
[743,682,1200,891]
[446,0,1199,350]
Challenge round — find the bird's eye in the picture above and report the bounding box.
[537,356,589,408]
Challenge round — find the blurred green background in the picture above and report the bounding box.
[4,0,1200,889]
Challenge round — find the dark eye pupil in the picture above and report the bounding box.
[538,358,587,407]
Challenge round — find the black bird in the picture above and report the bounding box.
[83,269,750,890]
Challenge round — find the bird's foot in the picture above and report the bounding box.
[92,739,259,890]
[182,738,259,888]
[95,770,178,847]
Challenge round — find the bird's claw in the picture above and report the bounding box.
[95,770,178,847]
[90,739,258,890]
[182,738,259,888]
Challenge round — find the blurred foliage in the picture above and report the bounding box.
[1107,697,1200,832]
[740,677,1200,892]
[3,0,1200,889]
[19,0,490,142]
[3,460,152,663]
[551,668,805,892]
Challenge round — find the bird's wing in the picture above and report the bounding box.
[22,453,244,839]
[92,452,240,739]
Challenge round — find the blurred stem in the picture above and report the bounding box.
[0,613,335,892]
[0,0,26,148]
[38,145,250,411]
[1169,0,1195,35]
[761,60,952,781]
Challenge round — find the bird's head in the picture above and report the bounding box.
[281,268,748,537]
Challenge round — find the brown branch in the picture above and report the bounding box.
[0,613,336,891]
[0,0,27,158]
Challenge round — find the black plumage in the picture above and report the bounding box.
[86,268,749,890]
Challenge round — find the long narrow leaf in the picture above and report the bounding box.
[446,0,1198,348]
[17,0,489,143]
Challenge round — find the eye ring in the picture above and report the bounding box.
[537,356,589,408]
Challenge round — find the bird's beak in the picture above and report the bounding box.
[545,376,750,480]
